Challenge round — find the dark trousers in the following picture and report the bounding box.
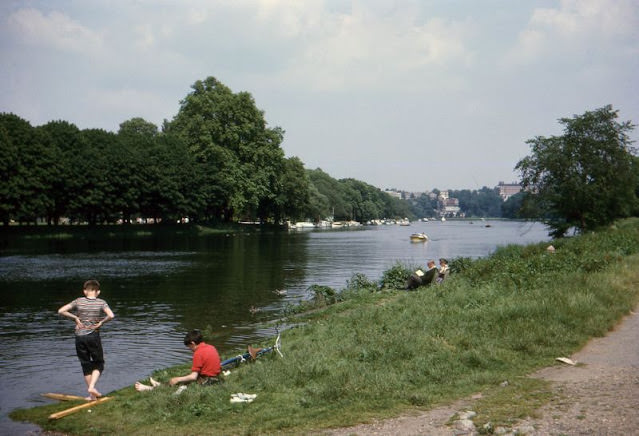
[75,331,105,375]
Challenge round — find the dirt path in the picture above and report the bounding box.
[326,309,639,436]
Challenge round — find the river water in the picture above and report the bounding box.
[0,220,549,434]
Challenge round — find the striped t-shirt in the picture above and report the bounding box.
[70,297,110,336]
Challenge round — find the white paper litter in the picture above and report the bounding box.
[556,357,576,365]
[230,393,257,403]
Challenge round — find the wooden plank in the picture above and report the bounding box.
[48,397,113,420]
[42,393,87,401]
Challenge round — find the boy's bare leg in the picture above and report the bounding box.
[149,377,161,387]
[135,381,155,392]
[87,369,102,399]
[83,373,97,400]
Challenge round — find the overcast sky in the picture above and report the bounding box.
[1,0,638,191]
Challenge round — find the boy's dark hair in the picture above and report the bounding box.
[184,329,204,346]
[83,279,100,291]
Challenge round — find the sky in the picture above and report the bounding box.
[1,0,638,192]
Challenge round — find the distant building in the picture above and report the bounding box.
[384,189,402,199]
[497,181,522,201]
[440,197,460,217]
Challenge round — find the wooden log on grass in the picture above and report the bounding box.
[48,397,112,420]
[42,393,87,401]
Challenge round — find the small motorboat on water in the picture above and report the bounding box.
[410,233,428,242]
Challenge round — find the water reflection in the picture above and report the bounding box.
[0,251,195,280]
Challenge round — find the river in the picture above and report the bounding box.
[0,220,549,434]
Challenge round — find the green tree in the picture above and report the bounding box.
[307,168,349,220]
[409,193,437,219]
[119,117,159,138]
[501,191,525,219]
[0,114,23,225]
[68,129,117,225]
[38,121,83,224]
[270,156,310,223]
[0,113,54,224]
[167,77,285,222]
[516,105,637,237]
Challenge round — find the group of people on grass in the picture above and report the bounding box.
[58,262,450,400]
[405,258,449,290]
[57,280,220,401]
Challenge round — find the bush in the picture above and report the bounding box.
[308,284,340,306]
[379,262,412,289]
[346,273,378,292]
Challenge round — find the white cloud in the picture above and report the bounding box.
[272,5,475,92]
[6,8,103,54]
[506,0,639,65]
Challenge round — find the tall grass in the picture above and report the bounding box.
[12,219,639,435]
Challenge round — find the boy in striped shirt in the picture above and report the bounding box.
[58,279,115,400]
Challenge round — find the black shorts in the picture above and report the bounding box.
[75,331,105,375]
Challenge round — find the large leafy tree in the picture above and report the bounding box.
[0,114,23,225]
[516,105,637,237]
[68,129,118,225]
[167,76,285,222]
[0,113,55,224]
[37,121,82,224]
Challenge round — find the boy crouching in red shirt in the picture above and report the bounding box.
[135,329,221,391]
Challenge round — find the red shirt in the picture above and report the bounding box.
[191,342,221,377]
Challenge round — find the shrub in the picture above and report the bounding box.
[379,262,411,289]
[346,273,378,292]
[308,284,340,307]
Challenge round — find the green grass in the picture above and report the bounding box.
[11,218,639,435]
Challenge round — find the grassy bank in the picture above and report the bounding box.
[11,219,639,435]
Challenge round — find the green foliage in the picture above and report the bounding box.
[345,272,378,292]
[501,191,525,219]
[379,262,412,289]
[449,256,474,274]
[450,187,503,218]
[306,169,412,222]
[166,77,286,223]
[408,192,438,219]
[0,113,57,225]
[308,284,340,306]
[516,105,638,237]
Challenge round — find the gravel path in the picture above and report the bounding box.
[326,309,639,436]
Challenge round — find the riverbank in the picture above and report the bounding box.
[10,219,639,435]
[327,307,639,436]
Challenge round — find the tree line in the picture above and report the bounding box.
[0,77,414,226]
[3,73,634,234]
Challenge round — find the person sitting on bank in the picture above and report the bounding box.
[405,260,438,290]
[437,258,450,283]
[135,329,221,391]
